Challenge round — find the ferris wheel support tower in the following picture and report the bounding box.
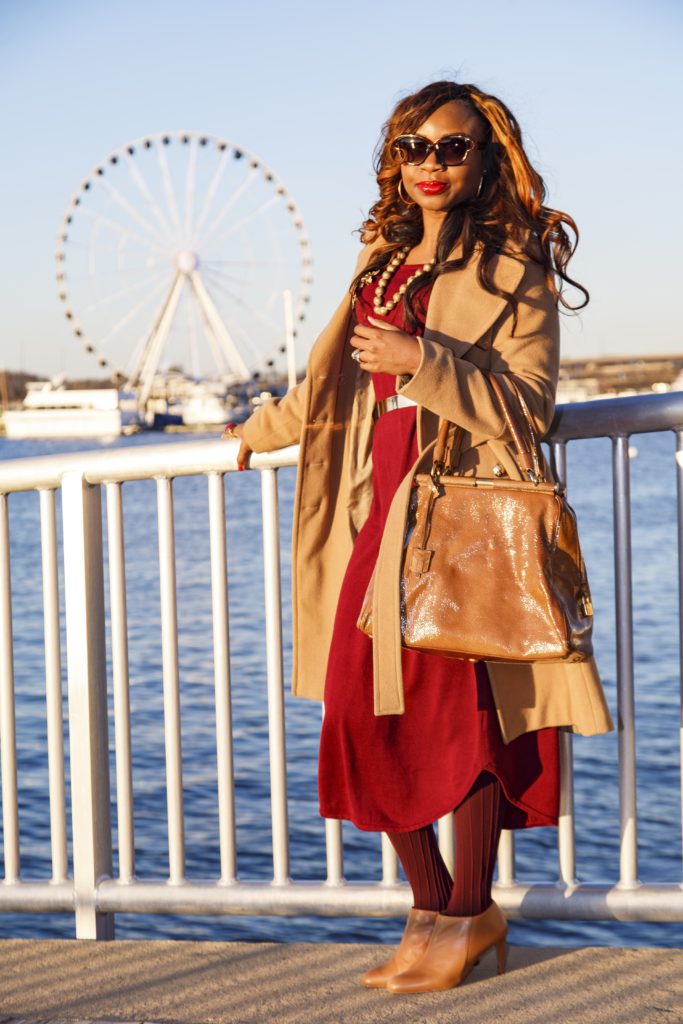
[126,249,251,413]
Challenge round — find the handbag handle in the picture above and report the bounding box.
[431,372,544,486]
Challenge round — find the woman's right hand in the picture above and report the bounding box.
[222,422,252,470]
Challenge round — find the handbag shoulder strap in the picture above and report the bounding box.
[488,374,543,481]
[431,372,544,484]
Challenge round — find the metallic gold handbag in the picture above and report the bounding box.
[357,374,594,663]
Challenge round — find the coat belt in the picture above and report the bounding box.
[373,394,418,420]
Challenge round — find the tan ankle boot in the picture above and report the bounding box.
[361,907,438,988]
[386,901,507,994]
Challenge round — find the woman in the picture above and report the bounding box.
[228,80,614,994]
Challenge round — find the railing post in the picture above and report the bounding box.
[39,488,69,883]
[260,467,290,884]
[0,493,20,882]
[62,472,114,939]
[321,707,345,886]
[156,476,185,883]
[551,440,578,887]
[436,812,455,877]
[612,435,639,888]
[675,429,683,875]
[380,833,399,885]
[207,472,237,884]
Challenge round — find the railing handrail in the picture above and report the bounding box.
[0,440,299,494]
[549,389,683,441]
[2,388,683,494]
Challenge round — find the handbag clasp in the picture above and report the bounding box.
[429,460,444,495]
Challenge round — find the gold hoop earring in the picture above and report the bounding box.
[475,173,486,200]
[398,180,416,206]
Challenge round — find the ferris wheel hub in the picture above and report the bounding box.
[176,249,199,273]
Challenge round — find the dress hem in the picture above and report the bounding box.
[319,764,559,833]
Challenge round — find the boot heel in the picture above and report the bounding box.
[495,936,507,975]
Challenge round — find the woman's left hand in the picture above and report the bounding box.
[351,316,422,376]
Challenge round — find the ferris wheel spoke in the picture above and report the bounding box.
[123,149,178,243]
[192,148,229,238]
[81,266,171,316]
[184,137,198,238]
[88,214,118,277]
[194,168,259,248]
[65,237,167,262]
[201,256,299,279]
[97,275,172,353]
[201,266,285,334]
[69,240,168,280]
[97,175,172,249]
[195,264,252,287]
[156,144,184,240]
[116,228,129,274]
[202,257,293,267]
[206,194,280,248]
[196,309,230,377]
[107,215,136,277]
[79,207,170,260]
[185,293,201,379]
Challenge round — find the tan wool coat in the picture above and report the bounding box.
[242,238,615,744]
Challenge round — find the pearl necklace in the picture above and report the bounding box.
[373,245,436,316]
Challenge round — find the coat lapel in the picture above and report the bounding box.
[415,248,525,451]
[424,248,526,357]
[353,237,526,359]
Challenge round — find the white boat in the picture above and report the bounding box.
[2,380,141,439]
[180,394,234,426]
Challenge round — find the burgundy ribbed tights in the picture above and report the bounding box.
[386,769,505,917]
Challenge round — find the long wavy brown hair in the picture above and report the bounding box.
[352,80,588,333]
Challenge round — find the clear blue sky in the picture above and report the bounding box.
[1,0,681,378]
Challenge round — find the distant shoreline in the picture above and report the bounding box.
[2,354,683,409]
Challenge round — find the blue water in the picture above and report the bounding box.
[0,429,681,948]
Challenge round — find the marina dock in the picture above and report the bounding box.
[1,938,682,1024]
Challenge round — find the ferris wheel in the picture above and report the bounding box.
[55,131,312,406]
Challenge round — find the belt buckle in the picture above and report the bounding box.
[373,395,400,422]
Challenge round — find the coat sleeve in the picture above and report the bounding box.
[396,256,560,441]
[241,378,307,453]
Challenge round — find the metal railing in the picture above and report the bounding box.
[0,390,682,938]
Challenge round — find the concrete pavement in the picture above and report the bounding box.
[0,939,681,1024]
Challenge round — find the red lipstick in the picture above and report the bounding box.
[416,181,448,195]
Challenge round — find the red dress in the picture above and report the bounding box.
[318,265,560,833]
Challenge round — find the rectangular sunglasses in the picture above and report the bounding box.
[391,133,487,167]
